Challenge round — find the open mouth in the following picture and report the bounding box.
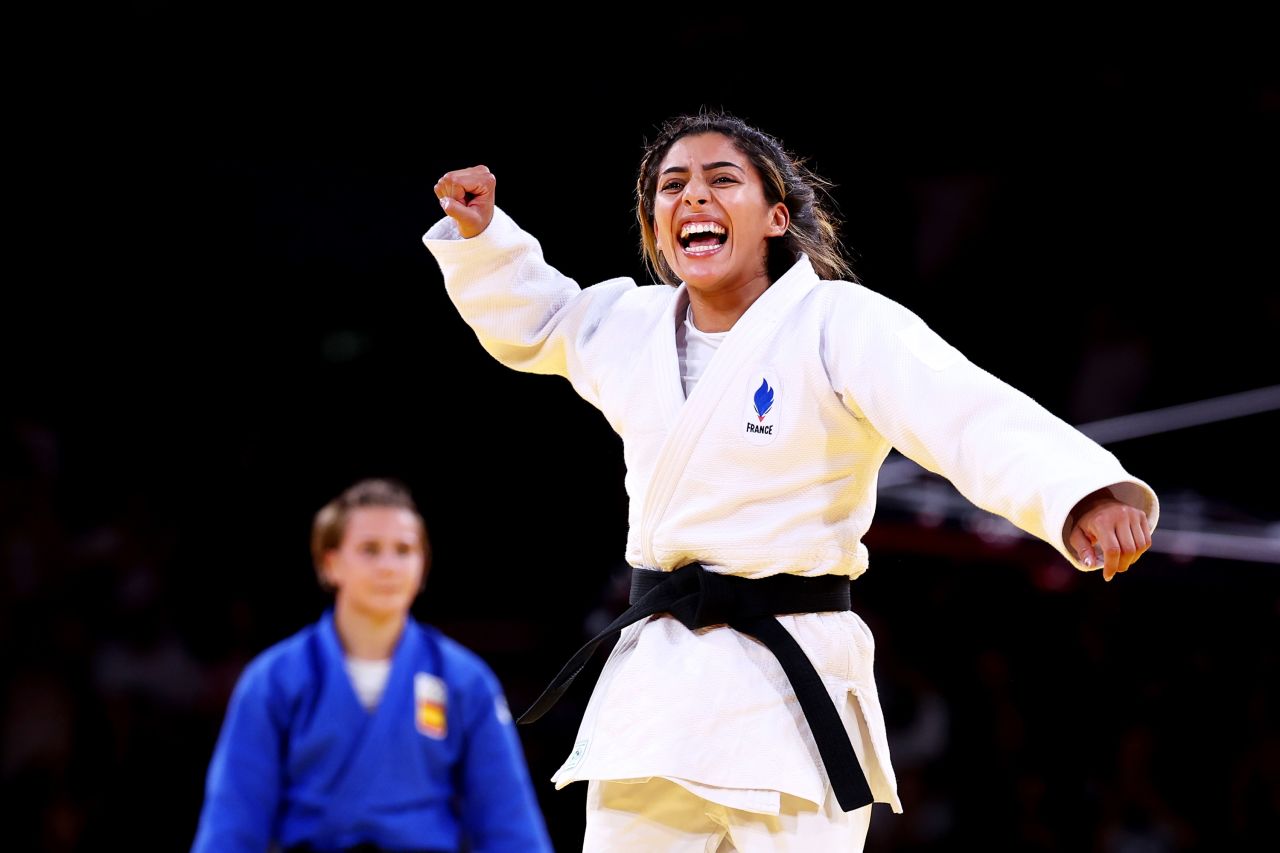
[678,221,728,256]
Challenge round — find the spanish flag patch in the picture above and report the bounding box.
[414,672,447,739]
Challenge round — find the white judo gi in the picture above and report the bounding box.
[423,207,1159,830]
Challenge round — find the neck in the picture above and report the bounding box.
[686,270,771,333]
[333,598,406,660]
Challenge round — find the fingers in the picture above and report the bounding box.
[434,165,489,194]
[433,165,497,239]
[1098,523,1138,581]
[1138,511,1153,553]
[1095,510,1153,581]
[1097,527,1123,581]
[1072,498,1156,583]
[1112,522,1138,580]
[434,165,493,204]
[1068,525,1096,568]
[1115,512,1152,576]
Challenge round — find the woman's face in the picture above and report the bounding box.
[652,132,788,297]
[324,507,425,621]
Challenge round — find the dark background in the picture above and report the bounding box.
[4,12,1278,852]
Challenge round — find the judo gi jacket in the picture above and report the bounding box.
[423,207,1159,815]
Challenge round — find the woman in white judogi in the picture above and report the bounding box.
[425,112,1157,852]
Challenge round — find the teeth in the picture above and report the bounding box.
[679,221,727,240]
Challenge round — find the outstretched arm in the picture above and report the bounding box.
[825,287,1159,575]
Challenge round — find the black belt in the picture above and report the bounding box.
[517,563,874,812]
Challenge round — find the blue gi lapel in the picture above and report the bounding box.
[317,611,375,718]
[312,614,430,838]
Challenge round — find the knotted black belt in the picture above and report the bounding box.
[517,563,874,812]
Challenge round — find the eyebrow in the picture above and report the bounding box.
[660,161,745,176]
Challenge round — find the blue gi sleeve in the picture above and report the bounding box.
[191,658,285,852]
[456,668,553,853]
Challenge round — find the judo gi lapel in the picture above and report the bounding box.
[638,256,821,567]
[317,609,372,723]
[315,614,427,832]
[650,283,689,432]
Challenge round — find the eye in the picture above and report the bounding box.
[661,179,683,192]
[395,543,413,556]
[359,542,379,556]
[712,175,737,184]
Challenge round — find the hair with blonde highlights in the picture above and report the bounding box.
[310,478,428,589]
[636,111,855,286]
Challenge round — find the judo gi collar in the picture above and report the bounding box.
[670,253,818,329]
[643,254,821,567]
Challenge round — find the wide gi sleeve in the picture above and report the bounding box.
[190,658,285,852]
[454,666,553,853]
[823,285,1159,571]
[422,206,638,411]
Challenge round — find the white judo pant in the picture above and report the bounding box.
[583,777,873,852]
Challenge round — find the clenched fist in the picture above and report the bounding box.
[434,165,496,239]
[1068,488,1153,581]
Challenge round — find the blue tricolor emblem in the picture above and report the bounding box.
[753,379,775,422]
[743,373,780,445]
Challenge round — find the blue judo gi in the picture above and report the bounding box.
[192,612,552,852]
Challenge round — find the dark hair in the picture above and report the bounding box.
[310,478,428,587]
[636,110,855,286]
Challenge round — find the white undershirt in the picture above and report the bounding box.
[345,656,392,711]
[675,305,728,398]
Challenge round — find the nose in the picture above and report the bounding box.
[374,554,406,574]
[682,174,709,206]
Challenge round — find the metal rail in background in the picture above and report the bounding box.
[876,385,1280,563]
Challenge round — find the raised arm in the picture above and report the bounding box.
[424,166,641,411]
